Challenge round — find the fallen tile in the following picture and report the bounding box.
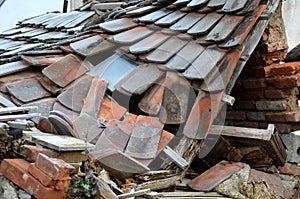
[6,78,51,103]
[188,160,242,191]
[99,18,137,33]
[125,124,162,159]
[48,114,75,136]
[120,64,165,95]
[21,54,65,67]
[57,75,93,112]
[32,133,95,151]
[146,36,188,63]
[81,78,108,118]
[113,27,153,45]
[73,113,104,142]
[98,99,127,124]
[94,120,134,151]
[70,35,114,57]
[159,71,191,124]
[0,61,31,77]
[0,159,66,199]
[42,54,90,87]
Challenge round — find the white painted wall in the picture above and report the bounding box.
[0,0,64,31]
[282,0,300,51]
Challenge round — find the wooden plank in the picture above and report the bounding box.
[129,33,170,54]
[187,13,223,35]
[163,146,189,169]
[146,36,188,63]
[183,45,228,80]
[113,27,153,45]
[170,13,205,32]
[155,11,186,27]
[118,189,151,199]
[99,18,137,33]
[139,10,172,23]
[165,41,205,70]
[205,15,244,42]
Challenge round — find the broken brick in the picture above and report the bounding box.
[35,153,75,180]
[270,62,300,76]
[265,111,300,122]
[28,163,54,187]
[278,162,300,176]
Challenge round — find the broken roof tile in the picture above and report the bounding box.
[99,18,137,33]
[39,76,62,95]
[222,0,248,13]
[170,13,205,32]
[21,54,65,67]
[48,114,75,136]
[138,10,172,23]
[6,78,51,103]
[57,75,93,112]
[205,15,244,42]
[183,45,228,80]
[98,99,127,124]
[155,11,186,27]
[187,13,223,35]
[89,53,137,91]
[112,27,153,45]
[42,54,90,87]
[129,33,170,54]
[120,64,165,95]
[165,41,205,70]
[80,78,108,118]
[0,27,36,36]
[146,36,188,63]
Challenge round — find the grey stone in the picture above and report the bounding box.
[0,174,18,199]
[281,131,300,163]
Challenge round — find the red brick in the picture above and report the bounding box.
[0,159,65,199]
[278,162,300,176]
[256,100,287,111]
[265,111,300,122]
[36,153,74,180]
[270,62,300,76]
[266,75,300,89]
[232,88,265,99]
[265,89,293,99]
[275,123,292,133]
[243,78,267,89]
[28,163,53,187]
[226,111,246,121]
[254,66,271,78]
[246,111,266,121]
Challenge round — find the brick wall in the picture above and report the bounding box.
[226,2,300,133]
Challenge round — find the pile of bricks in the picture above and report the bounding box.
[0,153,74,199]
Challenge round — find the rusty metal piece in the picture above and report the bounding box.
[159,71,191,124]
[125,124,162,159]
[187,13,224,36]
[183,90,224,139]
[20,54,65,67]
[120,64,165,95]
[92,148,150,178]
[219,5,266,48]
[155,11,186,27]
[98,99,127,124]
[99,18,137,33]
[95,120,134,152]
[23,98,57,124]
[187,0,209,8]
[165,41,205,71]
[0,61,31,77]
[139,10,171,23]
[206,15,245,42]
[39,77,62,95]
[48,114,75,136]
[138,83,164,115]
[81,78,108,118]
[183,45,228,80]
[70,35,114,57]
[188,160,242,191]
[88,53,137,91]
[222,0,248,13]
[57,75,93,112]
[6,78,51,103]
[42,54,90,88]
[207,0,226,8]
[129,33,170,54]
[73,113,104,142]
[113,27,153,45]
[146,36,188,63]
[248,169,292,199]
[52,102,79,120]
[170,13,205,32]
[201,47,243,92]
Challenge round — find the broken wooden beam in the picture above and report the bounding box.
[162,146,189,169]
